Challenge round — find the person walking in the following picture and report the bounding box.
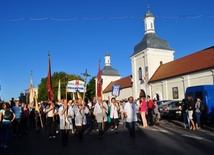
[153,99,160,125]
[187,96,196,130]
[181,99,189,129]
[74,98,89,141]
[146,95,153,126]
[93,97,108,139]
[0,102,15,148]
[12,100,22,136]
[44,100,56,139]
[124,96,138,137]
[140,96,148,128]
[58,99,74,145]
[109,97,119,133]
[195,97,202,129]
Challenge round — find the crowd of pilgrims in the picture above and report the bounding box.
[0,95,160,148]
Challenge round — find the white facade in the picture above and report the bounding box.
[130,10,174,99]
[150,69,214,100]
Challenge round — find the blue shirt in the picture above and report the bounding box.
[12,106,22,119]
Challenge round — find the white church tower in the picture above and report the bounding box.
[101,52,121,94]
[95,52,121,100]
[130,8,175,99]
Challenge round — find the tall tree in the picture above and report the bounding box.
[38,72,82,102]
[86,76,96,100]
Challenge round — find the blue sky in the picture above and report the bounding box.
[0,0,213,101]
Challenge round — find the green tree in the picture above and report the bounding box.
[38,72,82,102]
[86,76,96,100]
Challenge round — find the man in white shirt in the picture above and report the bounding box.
[58,99,74,145]
[74,98,89,141]
[93,97,108,139]
[124,96,138,137]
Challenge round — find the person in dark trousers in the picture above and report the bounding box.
[12,100,22,136]
[147,95,153,126]
[58,99,74,145]
[44,100,56,139]
[124,96,138,138]
[181,99,189,129]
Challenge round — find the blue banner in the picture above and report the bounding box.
[112,84,120,97]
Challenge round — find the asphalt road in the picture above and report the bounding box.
[1,120,214,155]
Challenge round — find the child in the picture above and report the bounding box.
[153,99,160,125]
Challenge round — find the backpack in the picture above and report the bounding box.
[3,109,13,121]
[199,102,205,112]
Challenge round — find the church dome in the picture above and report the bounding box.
[101,66,120,76]
[144,10,154,18]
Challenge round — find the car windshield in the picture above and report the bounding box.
[159,101,172,107]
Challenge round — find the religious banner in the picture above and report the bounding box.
[112,84,120,97]
[67,80,85,92]
[47,54,54,101]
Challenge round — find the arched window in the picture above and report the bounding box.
[138,67,142,80]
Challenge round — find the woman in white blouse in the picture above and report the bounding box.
[109,97,119,132]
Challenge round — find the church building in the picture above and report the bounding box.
[101,9,214,101]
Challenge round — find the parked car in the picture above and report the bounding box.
[159,100,182,119]
[157,100,171,106]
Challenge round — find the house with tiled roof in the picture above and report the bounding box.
[149,46,214,100]
[102,76,133,100]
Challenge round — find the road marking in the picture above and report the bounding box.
[181,134,204,140]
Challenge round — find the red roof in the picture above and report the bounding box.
[103,76,132,93]
[149,46,214,82]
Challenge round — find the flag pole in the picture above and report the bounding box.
[65,76,69,133]
[34,92,44,128]
[97,60,104,131]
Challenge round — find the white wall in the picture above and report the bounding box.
[131,48,174,99]
[150,69,214,100]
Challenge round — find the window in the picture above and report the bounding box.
[138,67,142,80]
[172,87,179,99]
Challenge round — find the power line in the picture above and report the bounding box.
[0,14,213,22]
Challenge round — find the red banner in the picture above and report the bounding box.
[97,61,102,97]
[47,53,54,101]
